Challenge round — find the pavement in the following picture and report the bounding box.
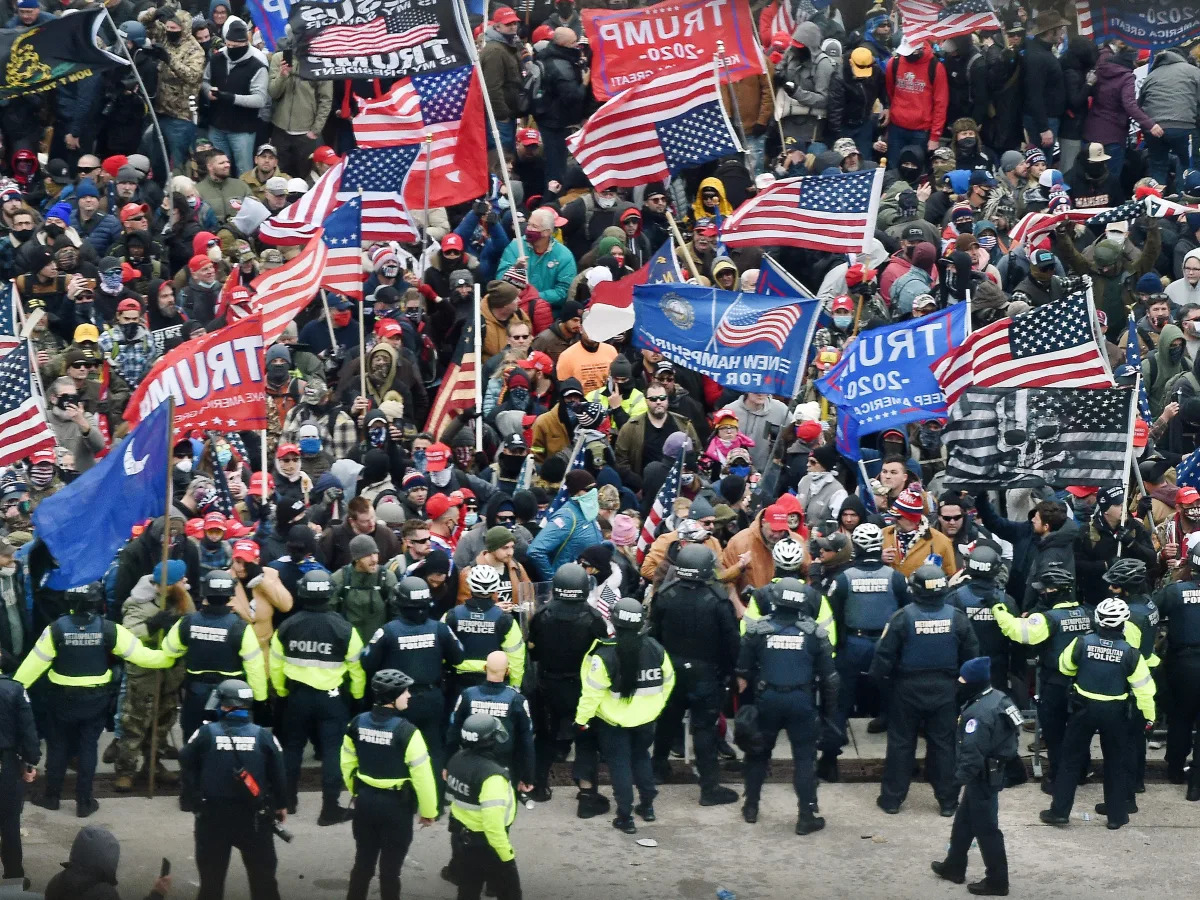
[16,782,1200,900]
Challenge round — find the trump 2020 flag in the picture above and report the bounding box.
[33,402,171,589]
[633,283,820,397]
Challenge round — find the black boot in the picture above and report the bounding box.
[967,879,1009,896]
[652,759,671,784]
[576,788,610,819]
[317,803,353,826]
[1187,783,1200,802]
[699,785,739,806]
[795,807,825,835]
[634,802,656,822]
[612,815,637,834]
[528,785,553,803]
[816,751,839,783]
[930,861,965,885]
[1095,801,1137,816]
[32,794,60,811]
[76,797,99,818]
[742,801,758,824]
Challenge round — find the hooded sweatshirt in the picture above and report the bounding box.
[45,825,130,900]
[691,176,734,222]
[1167,249,1200,308]
[884,48,948,135]
[1139,49,1200,131]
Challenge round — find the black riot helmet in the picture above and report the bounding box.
[371,669,414,705]
[773,576,813,612]
[297,569,335,606]
[66,582,104,615]
[205,678,253,712]
[674,543,715,582]
[552,563,590,602]
[908,564,949,602]
[460,713,510,753]
[395,576,432,609]
[965,546,1001,582]
[204,569,236,602]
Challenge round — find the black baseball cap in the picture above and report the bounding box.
[902,224,924,242]
[1032,249,1056,270]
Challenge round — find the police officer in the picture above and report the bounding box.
[827,524,908,745]
[341,669,439,900]
[870,564,980,815]
[164,569,268,742]
[991,564,1091,793]
[16,581,172,817]
[0,650,38,882]
[526,563,610,806]
[361,575,464,797]
[743,537,838,639]
[1154,541,1200,796]
[179,679,286,900]
[736,577,838,834]
[445,713,522,900]
[931,657,1021,897]
[443,565,526,697]
[577,598,675,834]
[1040,597,1156,829]
[648,544,739,806]
[269,569,366,825]
[447,651,535,793]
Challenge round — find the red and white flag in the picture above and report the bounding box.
[424,318,477,440]
[320,197,365,301]
[0,342,54,467]
[250,232,329,345]
[258,160,344,246]
[895,0,1000,44]
[636,455,682,565]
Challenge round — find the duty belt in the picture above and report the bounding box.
[538,670,582,681]
[758,682,811,694]
[849,629,884,638]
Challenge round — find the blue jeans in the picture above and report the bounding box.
[742,132,767,174]
[150,116,196,175]
[1023,115,1060,149]
[208,127,256,177]
[887,124,929,157]
[843,119,876,162]
[1146,128,1194,187]
[1104,141,1126,179]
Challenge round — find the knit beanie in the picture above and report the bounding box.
[485,526,515,552]
[349,534,379,561]
[892,489,925,522]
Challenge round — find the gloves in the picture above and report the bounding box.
[1118,527,1138,546]
[1145,719,1155,735]
[783,81,796,93]
[146,609,175,632]
[214,91,236,109]
[252,699,273,726]
[146,43,170,61]
[750,123,768,138]
[575,722,589,734]
[243,562,264,588]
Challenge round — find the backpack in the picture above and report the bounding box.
[517,57,548,116]
[1163,370,1200,405]
[332,564,387,635]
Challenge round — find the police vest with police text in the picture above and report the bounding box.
[49,615,113,680]
[948,582,1006,657]
[372,618,446,686]
[843,563,901,632]
[446,750,511,813]
[1072,633,1138,698]
[757,619,816,690]
[898,603,959,673]
[276,610,353,673]
[194,719,278,802]
[1164,582,1200,648]
[180,608,248,676]
[1041,605,1092,678]
[449,603,510,664]
[347,710,418,784]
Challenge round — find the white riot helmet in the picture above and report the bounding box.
[466,564,501,596]
[1094,596,1130,630]
[852,523,884,555]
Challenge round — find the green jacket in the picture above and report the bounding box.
[330,565,398,644]
[268,51,333,136]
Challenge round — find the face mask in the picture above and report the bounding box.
[577,488,600,521]
[1186,505,1200,522]
[175,458,193,474]
[508,387,529,406]
[565,405,578,425]
[205,245,223,262]
[956,682,978,705]
[498,455,524,477]
[728,464,750,478]
[978,233,997,250]
[216,447,232,466]
[100,271,123,292]
[196,279,216,290]
[917,425,942,452]
[332,309,352,328]
[11,228,32,243]
[29,464,54,488]
[227,45,247,60]
[368,426,387,447]
[45,223,64,239]
[429,468,452,487]
[267,362,288,386]
[166,29,182,43]
[833,314,853,330]
[957,137,977,153]
[899,166,919,184]
[525,227,544,242]
[75,302,93,320]
[1170,344,1186,364]
[595,195,617,209]
[405,310,422,324]
[681,472,695,486]
[202,536,223,550]
[114,322,139,343]
[381,264,400,278]
[454,447,473,469]
[464,511,479,527]
[299,437,321,455]
[0,565,15,577]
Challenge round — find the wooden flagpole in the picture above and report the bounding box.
[146,398,174,799]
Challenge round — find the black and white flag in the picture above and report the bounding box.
[942,387,1134,490]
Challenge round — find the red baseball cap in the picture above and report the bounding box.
[492,5,519,24]
[763,505,790,531]
[441,233,464,253]
[375,318,403,338]
[830,294,854,312]
[276,443,300,459]
[30,448,56,465]
[185,518,205,539]
[518,127,542,146]
[795,420,822,442]
[1065,485,1099,498]
[248,471,275,496]
[312,145,341,167]
[424,442,451,472]
[524,350,553,376]
[117,297,141,313]
[225,518,255,539]
[119,202,150,223]
[424,491,462,520]
[536,205,568,228]
[232,539,260,563]
[203,511,227,532]
[531,25,553,44]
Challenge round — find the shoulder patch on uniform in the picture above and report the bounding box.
[553,517,567,528]
[964,718,978,733]
[1005,705,1023,727]
[590,656,603,672]
[368,628,383,645]
[746,617,775,635]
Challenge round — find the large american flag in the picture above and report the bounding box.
[566,66,740,190]
[1124,313,1152,423]
[259,159,344,246]
[337,146,421,244]
[896,0,1000,43]
[0,282,20,354]
[932,290,1114,405]
[720,168,883,253]
[715,296,804,350]
[0,342,55,467]
[636,454,682,565]
[249,231,329,345]
[424,319,476,440]
[352,66,487,209]
[769,0,796,36]
[1008,208,1105,248]
[320,196,365,301]
[306,9,439,56]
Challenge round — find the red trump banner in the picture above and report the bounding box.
[125,314,267,432]
[583,0,764,100]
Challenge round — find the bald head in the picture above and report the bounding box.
[553,26,577,47]
[485,650,509,681]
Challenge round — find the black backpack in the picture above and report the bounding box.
[517,57,549,117]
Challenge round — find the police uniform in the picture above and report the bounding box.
[1123,592,1160,794]
[1046,632,1156,827]
[164,603,269,740]
[526,591,610,796]
[1154,576,1200,792]
[647,573,738,800]
[447,681,535,788]
[742,580,838,644]
[0,671,38,880]
[576,632,675,825]
[870,577,980,813]
[444,598,526,695]
[947,582,1012,689]
[179,701,286,900]
[269,605,366,818]
[341,707,438,900]
[936,683,1021,891]
[15,608,171,812]
[736,604,838,828]
[828,559,908,735]
[362,605,464,795]
[446,740,521,900]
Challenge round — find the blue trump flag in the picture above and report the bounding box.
[246,0,290,51]
[633,283,821,398]
[817,304,969,459]
[33,403,172,589]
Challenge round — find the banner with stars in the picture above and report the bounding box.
[125,314,267,433]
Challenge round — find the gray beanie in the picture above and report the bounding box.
[266,343,291,365]
[349,533,378,561]
[687,495,715,520]
[1000,150,1025,173]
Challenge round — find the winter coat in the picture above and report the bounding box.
[974,494,1078,612]
[479,26,522,121]
[268,50,332,135]
[720,72,774,135]
[534,42,589,129]
[613,411,699,474]
[1139,49,1200,131]
[891,262,934,316]
[140,7,206,121]
[881,519,958,577]
[120,574,191,685]
[884,50,948,135]
[71,209,122,256]
[1020,35,1065,136]
[721,509,805,593]
[45,825,157,900]
[530,403,572,462]
[228,566,292,671]
[829,55,886,133]
[330,563,398,642]
[776,23,835,142]
[1084,48,1156,146]
[1057,38,1098,142]
[496,238,577,308]
[1074,516,1158,603]
[526,498,603,579]
[318,522,403,571]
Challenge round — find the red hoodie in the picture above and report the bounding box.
[885,52,948,137]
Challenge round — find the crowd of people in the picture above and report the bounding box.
[3,0,1200,896]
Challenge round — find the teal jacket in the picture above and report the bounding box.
[497,239,577,308]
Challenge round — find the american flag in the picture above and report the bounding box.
[306,8,439,57]
[352,66,487,209]
[636,454,682,565]
[1143,194,1200,218]
[320,195,365,301]
[720,168,883,253]
[424,318,476,440]
[249,231,329,345]
[0,342,55,467]
[566,66,740,190]
[0,282,20,354]
[896,0,1000,43]
[1009,208,1106,248]
[543,433,589,523]
[337,146,421,244]
[1125,313,1152,423]
[715,295,804,350]
[1083,200,1141,230]
[933,290,1114,405]
[259,159,344,246]
[1177,448,1200,489]
[769,0,796,36]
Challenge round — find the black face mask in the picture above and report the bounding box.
[957,682,980,705]
[11,228,32,243]
[166,29,182,44]
[227,45,247,61]
[899,165,920,183]
[498,455,525,478]
[1170,343,1186,364]
[75,302,93,320]
[1085,160,1107,178]
[957,137,977,154]
[266,362,288,386]
[120,322,140,342]
[44,223,64,239]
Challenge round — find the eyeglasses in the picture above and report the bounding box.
[646,196,667,204]
[206,238,220,248]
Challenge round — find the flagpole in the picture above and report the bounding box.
[473,281,483,453]
[1116,379,1141,557]
[666,210,700,282]
[260,427,268,479]
[320,289,338,352]
[147,398,174,800]
[715,41,745,145]
[752,29,788,158]
[422,133,435,251]
[104,7,173,206]
[356,189,367,406]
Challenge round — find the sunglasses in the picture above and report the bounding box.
[126,214,147,222]
[496,514,516,524]
[698,518,716,528]
[647,395,668,402]
[940,513,964,521]
[408,536,430,544]
[69,362,98,369]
